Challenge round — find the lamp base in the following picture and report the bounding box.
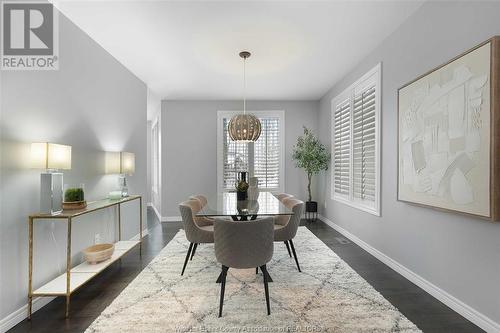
[40,172,63,214]
[118,175,129,197]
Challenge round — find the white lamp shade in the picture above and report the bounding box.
[105,151,135,175]
[105,152,121,174]
[31,142,71,170]
[30,143,47,169]
[120,152,135,175]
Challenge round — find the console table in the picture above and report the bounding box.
[28,195,143,319]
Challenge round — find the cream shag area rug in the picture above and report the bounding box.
[86,227,421,333]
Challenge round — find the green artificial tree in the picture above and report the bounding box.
[292,127,330,203]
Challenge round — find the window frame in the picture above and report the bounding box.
[217,110,285,194]
[331,63,381,216]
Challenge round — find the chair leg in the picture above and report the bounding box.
[181,243,193,276]
[190,243,198,261]
[218,265,229,317]
[284,241,292,257]
[260,265,271,315]
[256,267,258,274]
[289,239,301,272]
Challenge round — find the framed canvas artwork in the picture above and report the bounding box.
[398,37,500,221]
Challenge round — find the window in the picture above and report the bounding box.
[217,111,285,193]
[333,98,351,199]
[254,118,281,189]
[331,63,381,215]
[151,118,160,194]
[222,117,249,190]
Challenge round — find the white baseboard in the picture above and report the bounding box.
[131,228,149,241]
[147,203,161,220]
[163,216,181,222]
[0,296,54,333]
[146,204,177,222]
[0,229,150,333]
[318,214,500,333]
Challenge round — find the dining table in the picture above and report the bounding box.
[195,191,294,221]
[195,191,294,283]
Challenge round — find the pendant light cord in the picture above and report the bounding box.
[243,56,246,115]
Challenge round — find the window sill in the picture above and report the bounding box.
[331,195,380,216]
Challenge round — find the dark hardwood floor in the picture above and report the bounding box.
[305,222,483,333]
[10,209,482,332]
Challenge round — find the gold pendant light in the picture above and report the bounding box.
[228,51,261,142]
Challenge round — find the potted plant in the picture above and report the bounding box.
[292,127,330,221]
[63,184,87,210]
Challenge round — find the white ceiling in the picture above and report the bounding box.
[53,1,423,101]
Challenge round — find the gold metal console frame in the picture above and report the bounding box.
[28,195,143,319]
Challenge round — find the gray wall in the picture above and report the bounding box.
[161,100,319,217]
[0,11,147,324]
[318,1,500,327]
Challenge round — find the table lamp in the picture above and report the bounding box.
[31,142,72,214]
[105,151,135,197]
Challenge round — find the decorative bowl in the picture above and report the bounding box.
[83,243,114,264]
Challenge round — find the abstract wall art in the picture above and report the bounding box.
[398,37,500,220]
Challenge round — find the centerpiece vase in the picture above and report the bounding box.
[236,171,249,201]
[237,191,247,201]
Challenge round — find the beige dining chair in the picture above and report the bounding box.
[189,195,214,227]
[179,199,214,275]
[273,193,295,256]
[189,194,208,207]
[274,198,305,272]
[275,193,293,202]
[184,198,216,261]
[214,217,274,317]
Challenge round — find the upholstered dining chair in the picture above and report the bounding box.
[274,198,305,272]
[275,193,293,202]
[274,193,293,226]
[214,217,274,317]
[189,194,231,224]
[273,193,295,256]
[182,198,214,261]
[179,200,214,276]
[189,195,214,227]
[189,194,208,207]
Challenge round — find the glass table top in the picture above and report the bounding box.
[196,192,293,217]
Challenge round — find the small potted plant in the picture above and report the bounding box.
[292,127,330,221]
[63,184,87,210]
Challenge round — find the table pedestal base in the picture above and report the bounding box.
[231,215,257,221]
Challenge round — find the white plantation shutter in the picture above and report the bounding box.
[331,64,380,216]
[218,111,284,193]
[254,117,280,189]
[333,99,351,199]
[223,118,249,190]
[353,85,376,205]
